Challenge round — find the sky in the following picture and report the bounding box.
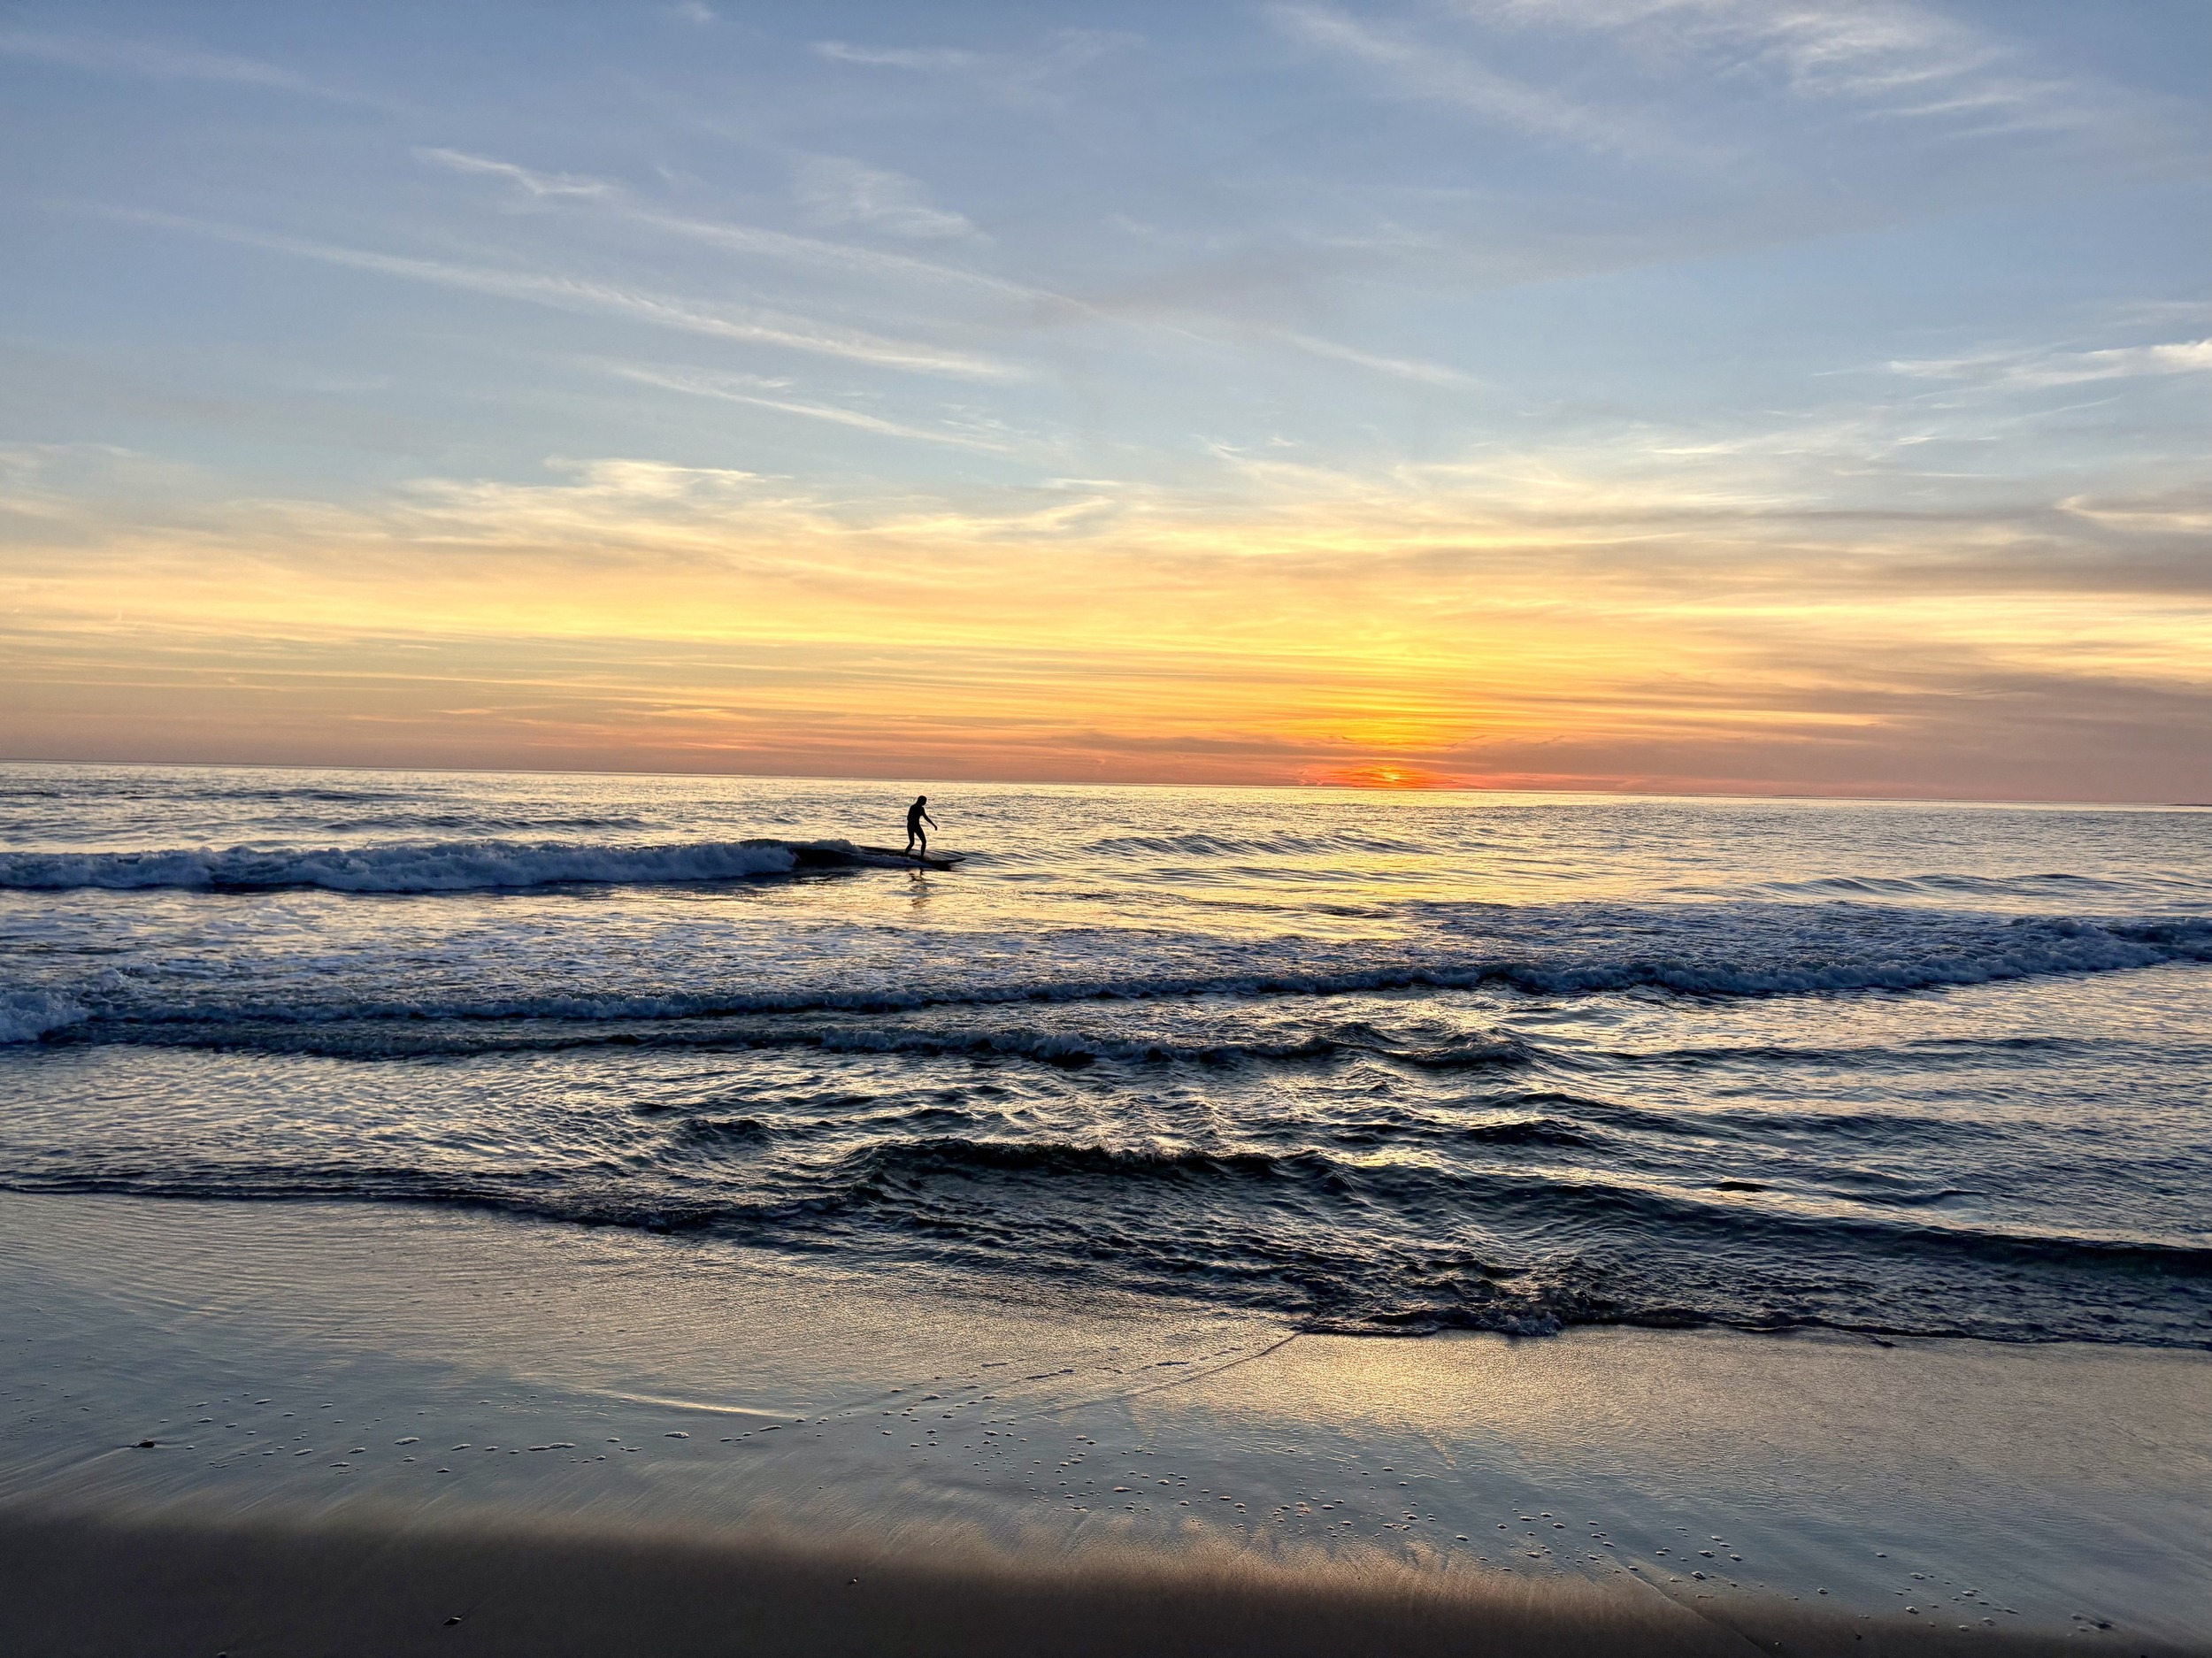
[2,1,2208,800]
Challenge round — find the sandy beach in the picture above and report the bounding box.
[4,1191,2203,1655]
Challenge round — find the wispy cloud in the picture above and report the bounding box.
[416,146,1039,302]
[607,364,1017,451]
[95,207,1020,381]
[1893,338,2212,389]
[805,29,1133,114]
[414,148,611,200]
[1281,333,1478,388]
[1454,0,2080,131]
[2061,487,2212,535]
[415,149,1467,390]
[793,157,981,241]
[812,42,983,73]
[2108,298,2212,329]
[1273,4,1657,155]
[638,210,1038,301]
[0,27,355,102]
[809,29,1135,91]
[1283,0,2117,166]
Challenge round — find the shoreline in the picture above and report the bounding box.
[4,1191,2206,1653]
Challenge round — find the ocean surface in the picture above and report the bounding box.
[2,764,2208,1347]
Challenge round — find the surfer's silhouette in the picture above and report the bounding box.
[905,794,937,859]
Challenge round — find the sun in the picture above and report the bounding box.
[1303,764,1468,790]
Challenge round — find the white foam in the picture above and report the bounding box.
[0,988,88,1044]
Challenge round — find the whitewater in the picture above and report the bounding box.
[2,762,2208,1346]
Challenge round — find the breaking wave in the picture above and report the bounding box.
[0,990,87,1045]
[0,837,923,894]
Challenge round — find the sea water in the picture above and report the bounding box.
[1,763,2207,1346]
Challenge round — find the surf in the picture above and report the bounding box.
[0,836,959,894]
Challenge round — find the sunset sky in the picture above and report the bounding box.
[4,1,2208,799]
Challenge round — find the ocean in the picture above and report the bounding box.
[2,763,2208,1348]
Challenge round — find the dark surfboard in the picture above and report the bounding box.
[855,845,964,870]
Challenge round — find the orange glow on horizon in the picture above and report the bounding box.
[4,449,2208,802]
[1304,764,1476,791]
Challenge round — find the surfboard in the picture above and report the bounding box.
[856,845,964,871]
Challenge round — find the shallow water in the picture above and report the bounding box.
[2,764,2208,1344]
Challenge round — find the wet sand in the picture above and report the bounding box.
[2,1192,2205,1654]
[0,1506,2128,1658]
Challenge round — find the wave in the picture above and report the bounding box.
[11,1144,2207,1343]
[677,1116,780,1148]
[840,1138,2212,1276]
[1085,831,1432,859]
[1329,1117,1594,1150]
[1693,1106,2003,1147]
[17,912,2212,1048]
[315,814,655,833]
[36,1004,1546,1071]
[0,989,87,1044]
[2,782,425,805]
[1753,871,2203,899]
[805,1021,1529,1071]
[0,1161,787,1235]
[816,1028,1343,1068]
[10,904,2211,1048]
[0,837,925,894]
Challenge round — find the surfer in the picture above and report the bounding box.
[904,794,937,859]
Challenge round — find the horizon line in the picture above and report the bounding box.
[2,753,2201,813]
